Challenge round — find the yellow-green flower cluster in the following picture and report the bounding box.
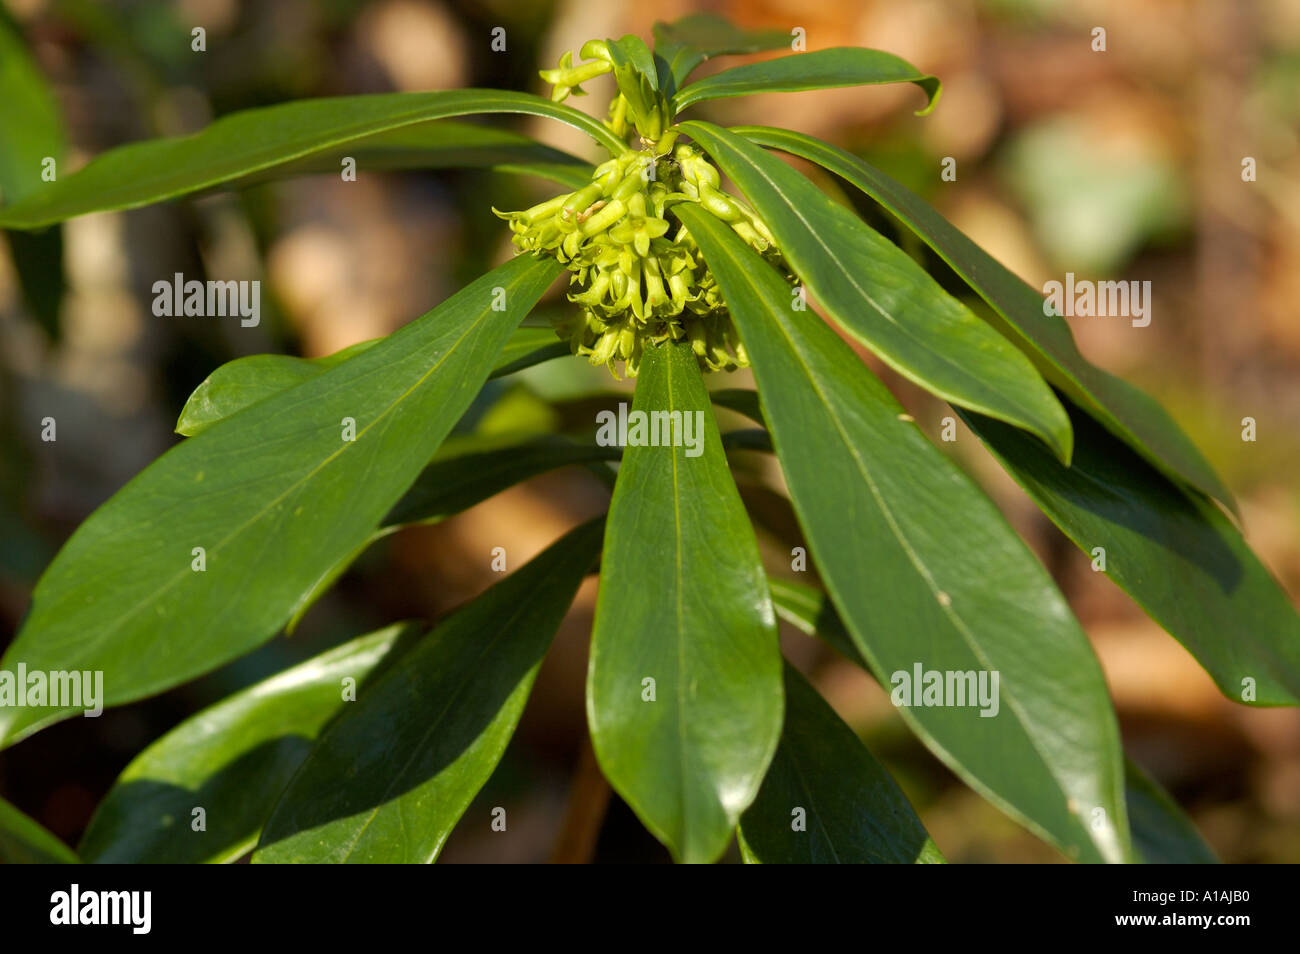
[495,144,780,377]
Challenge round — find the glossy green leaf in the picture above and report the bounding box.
[175,341,376,438]
[734,126,1234,510]
[0,254,561,747]
[673,48,940,116]
[679,203,1130,863]
[681,121,1071,463]
[607,34,659,92]
[383,434,620,528]
[739,663,943,864]
[488,327,573,378]
[176,327,568,437]
[1125,757,1219,864]
[768,577,863,666]
[769,577,1218,864]
[253,519,602,863]
[588,340,783,864]
[963,406,1300,705]
[205,427,616,636]
[78,623,422,863]
[232,121,593,190]
[283,433,619,633]
[652,14,791,90]
[0,796,79,864]
[0,11,65,204]
[0,91,625,229]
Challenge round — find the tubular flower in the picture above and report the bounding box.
[496,143,788,377]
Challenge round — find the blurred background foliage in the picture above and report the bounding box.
[0,0,1298,863]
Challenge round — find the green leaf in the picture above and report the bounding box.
[383,434,620,528]
[673,48,940,116]
[1125,758,1219,864]
[606,34,669,140]
[0,11,65,204]
[768,578,1218,864]
[0,796,79,863]
[176,327,568,437]
[78,623,422,863]
[0,91,625,229]
[606,34,659,91]
[185,428,615,638]
[734,126,1234,511]
[175,341,376,438]
[177,343,616,623]
[488,327,573,378]
[588,340,783,864]
[283,434,620,633]
[681,121,1072,463]
[768,577,863,666]
[233,121,594,190]
[679,203,1130,863]
[0,254,561,747]
[652,14,791,90]
[253,519,602,863]
[963,405,1300,705]
[738,663,944,864]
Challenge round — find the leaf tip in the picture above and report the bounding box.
[912,77,943,117]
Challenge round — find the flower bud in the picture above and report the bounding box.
[571,269,611,306]
[591,330,619,365]
[607,94,629,138]
[561,182,605,222]
[686,322,709,357]
[579,198,627,237]
[642,257,667,313]
[618,327,636,360]
[580,39,612,62]
[731,220,767,251]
